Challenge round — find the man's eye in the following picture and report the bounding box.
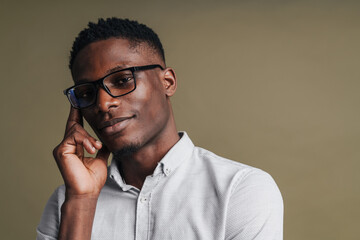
[112,77,134,87]
[76,89,94,99]
[81,92,89,98]
[117,77,131,84]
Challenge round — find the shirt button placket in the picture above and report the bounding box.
[136,193,150,240]
[135,175,158,240]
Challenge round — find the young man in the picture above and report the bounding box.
[37,18,283,240]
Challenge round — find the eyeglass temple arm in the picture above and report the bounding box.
[133,64,164,72]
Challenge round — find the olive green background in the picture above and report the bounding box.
[1,0,359,239]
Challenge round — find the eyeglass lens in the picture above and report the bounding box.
[68,69,135,108]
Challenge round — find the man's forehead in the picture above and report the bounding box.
[71,38,160,81]
[77,38,158,62]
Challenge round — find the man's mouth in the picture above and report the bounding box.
[98,116,135,135]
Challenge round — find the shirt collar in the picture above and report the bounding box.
[108,131,194,190]
[108,158,132,191]
[158,131,194,176]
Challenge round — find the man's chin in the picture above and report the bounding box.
[99,134,141,155]
[113,144,141,160]
[99,132,132,152]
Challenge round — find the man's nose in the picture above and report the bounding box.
[96,87,120,112]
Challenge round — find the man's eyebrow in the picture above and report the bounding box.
[75,65,128,84]
[75,78,92,85]
[105,65,128,75]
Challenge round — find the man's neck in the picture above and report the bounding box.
[115,129,180,189]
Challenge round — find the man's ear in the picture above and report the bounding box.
[162,67,177,97]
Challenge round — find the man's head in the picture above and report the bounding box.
[69,18,165,72]
[67,18,178,155]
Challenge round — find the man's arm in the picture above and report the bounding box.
[225,169,284,240]
[37,186,64,240]
[50,107,109,240]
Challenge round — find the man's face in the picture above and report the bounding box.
[71,38,174,153]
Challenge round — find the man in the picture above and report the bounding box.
[37,18,283,240]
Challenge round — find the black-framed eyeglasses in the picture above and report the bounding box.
[63,64,163,109]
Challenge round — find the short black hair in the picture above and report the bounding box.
[69,18,165,70]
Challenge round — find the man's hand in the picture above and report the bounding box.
[53,107,110,198]
[53,107,110,240]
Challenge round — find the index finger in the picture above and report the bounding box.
[65,106,83,134]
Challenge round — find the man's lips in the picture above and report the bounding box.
[98,116,135,134]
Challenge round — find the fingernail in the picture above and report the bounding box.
[92,146,96,152]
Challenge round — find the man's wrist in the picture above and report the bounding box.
[62,195,99,211]
[58,196,99,240]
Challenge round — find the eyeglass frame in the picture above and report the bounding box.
[63,64,164,109]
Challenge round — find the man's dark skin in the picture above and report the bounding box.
[53,38,179,239]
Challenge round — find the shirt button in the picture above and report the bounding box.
[165,168,171,175]
[140,196,148,203]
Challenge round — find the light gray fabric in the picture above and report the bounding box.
[37,132,283,240]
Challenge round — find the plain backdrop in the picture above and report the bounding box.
[1,0,359,239]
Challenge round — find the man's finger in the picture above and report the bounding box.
[96,145,110,164]
[65,107,83,134]
[76,143,84,159]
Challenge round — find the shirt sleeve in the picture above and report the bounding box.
[225,169,284,240]
[36,185,65,240]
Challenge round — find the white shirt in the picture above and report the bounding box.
[37,132,283,240]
